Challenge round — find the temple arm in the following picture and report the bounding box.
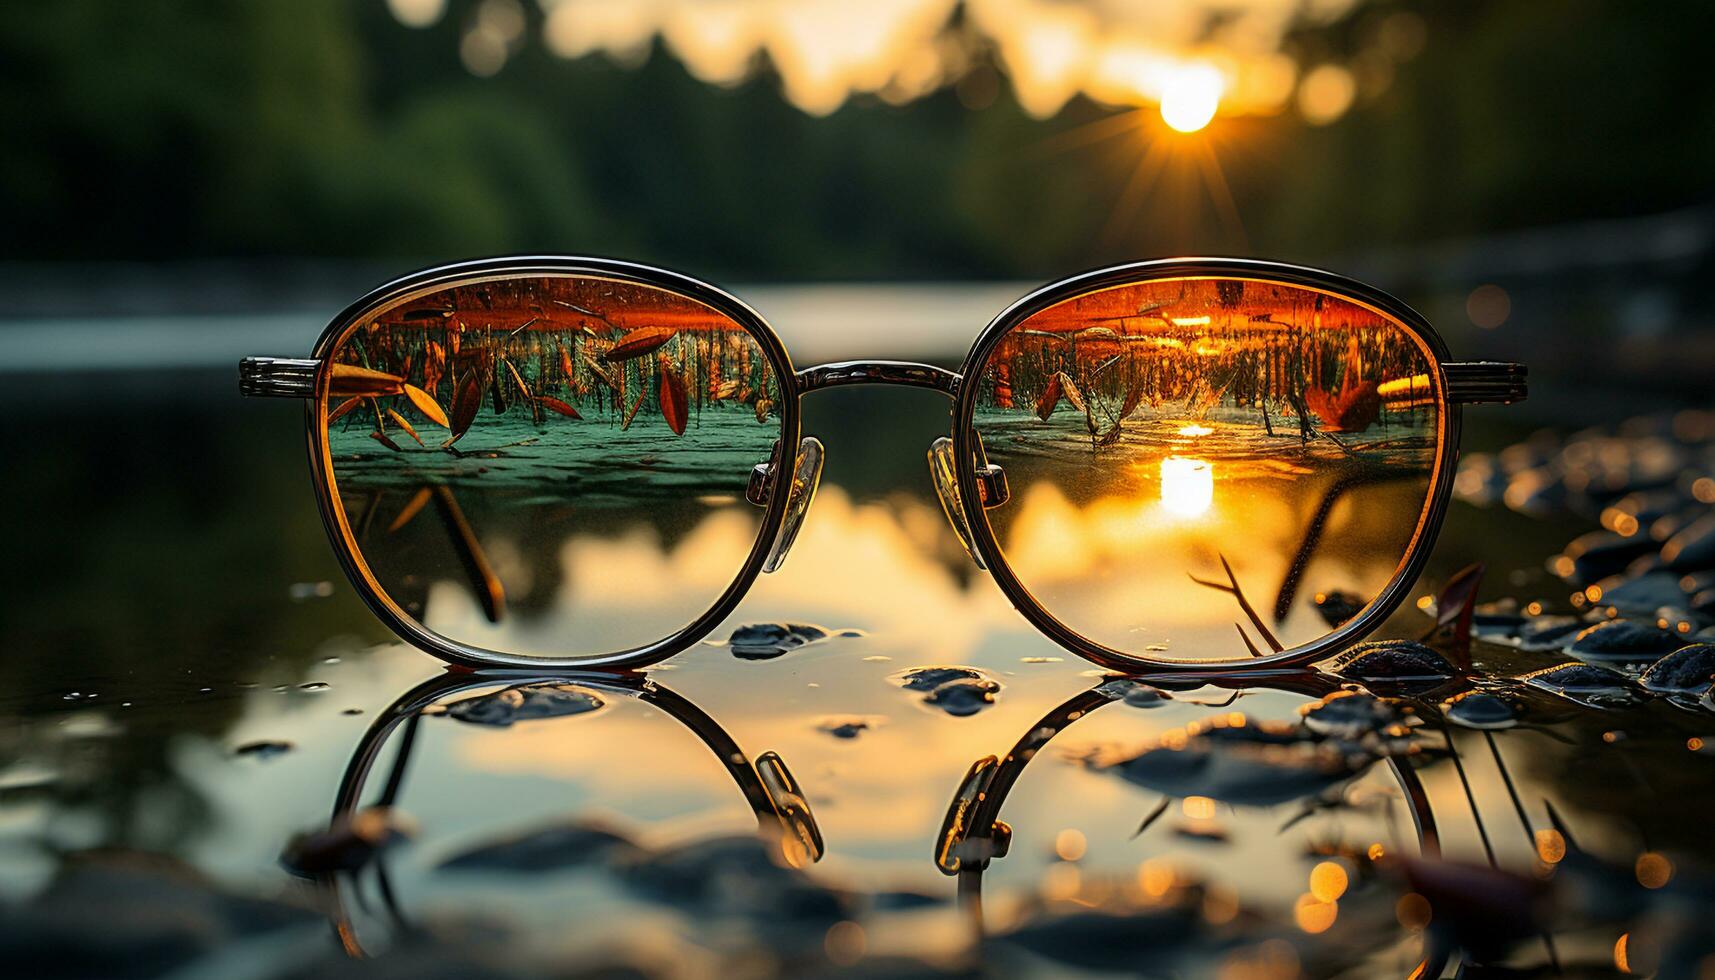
[239,356,319,397]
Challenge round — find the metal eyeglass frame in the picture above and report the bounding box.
[240,255,1526,674]
[318,670,824,958]
[932,668,1449,977]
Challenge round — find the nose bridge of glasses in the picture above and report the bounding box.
[794,360,960,397]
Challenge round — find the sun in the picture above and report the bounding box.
[1159,63,1223,133]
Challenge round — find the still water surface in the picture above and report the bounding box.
[3,318,1713,976]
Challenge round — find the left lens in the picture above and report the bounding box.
[319,271,787,665]
[965,274,1445,665]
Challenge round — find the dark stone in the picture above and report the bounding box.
[437,820,641,872]
[442,685,605,727]
[1639,644,1715,695]
[1316,640,1458,683]
[1565,619,1687,667]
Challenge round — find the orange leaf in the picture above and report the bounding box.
[403,384,449,427]
[540,396,582,419]
[386,409,424,447]
[659,363,688,435]
[601,327,675,363]
[327,396,362,423]
[370,430,403,452]
[329,363,404,397]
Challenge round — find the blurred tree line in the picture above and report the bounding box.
[3,0,1710,279]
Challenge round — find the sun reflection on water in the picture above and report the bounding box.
[1159,455,1214,517]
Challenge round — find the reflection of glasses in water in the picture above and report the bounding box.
[936,672,1448,975]
[319,671,824,957]
[241,256,1526,671]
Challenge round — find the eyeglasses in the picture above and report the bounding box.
[241,256,1525,673]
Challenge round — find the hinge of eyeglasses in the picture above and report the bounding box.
[239,357,320,398]
[1443,361,1528,404]
[970,432,1010,507]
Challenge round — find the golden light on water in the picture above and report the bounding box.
[1176,423,1213,437]
[1160,455,1214,517]
[1159,63,1223,132]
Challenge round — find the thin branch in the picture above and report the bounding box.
[1189,554,1283,652]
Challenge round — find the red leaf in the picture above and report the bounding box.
[601,327,675,363]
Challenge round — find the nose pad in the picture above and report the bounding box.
[928,437,988,570]
[754,750,824,866]
[762,436,824,573]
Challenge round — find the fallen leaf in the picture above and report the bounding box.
[329,363,405,397]
[386,409,424,447]
[540,396,582,419]
[403,384,449,427]
[601,326,675,363]
[659,361,688,435]
[443,370,485,448]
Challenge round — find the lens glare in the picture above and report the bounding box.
[971,276,1442,663]
[323,273,784,662]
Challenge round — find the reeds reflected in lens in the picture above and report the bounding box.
[323,274,784,660]
[972,277,1442,663]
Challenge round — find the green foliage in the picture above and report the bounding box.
[2,0,1710,275]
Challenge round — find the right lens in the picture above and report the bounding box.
[318,272,787,664]
[967,274,1444,665]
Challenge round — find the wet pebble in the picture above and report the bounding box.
[1087,719,1362,807]
[1638,643,1715,696]
[438,820,642,872]
[1097,677,1173,709]
[618,835,853,931]
[1518,662,1646,709]
[1553,530,1659,585]
[1564,619,1686,667]
[1297,690,1401,740]
[722,622,865,660]
[281,806,414,876]
[1511,614,1585,651]
[1592,570,1691,616]
[816,716,883,739]
[1315,639,1458,686]
[895,666,984,691]
[442,684,606,727]
[922,678,1002,717]
[1442,691,1518,730]
[1663,513,1715,572]
[894,666,1003,717]
[232,740,294,761]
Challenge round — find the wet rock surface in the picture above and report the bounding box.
[1638,643,1715,695]
[721,622,866,660]
[440,684,606,727]
[894,666,1003,717]
[1564,619,1687,667]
